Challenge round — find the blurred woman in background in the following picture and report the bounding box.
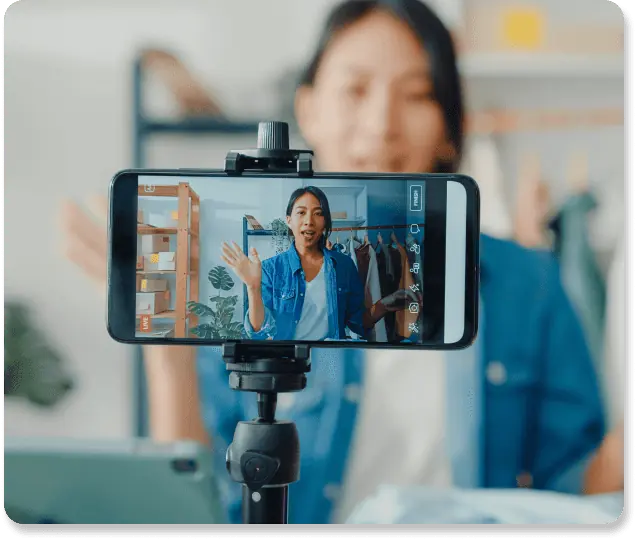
[63,0,621,524]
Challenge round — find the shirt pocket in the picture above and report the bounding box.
[272,288,296,313]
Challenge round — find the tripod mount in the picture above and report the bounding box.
[223,121,314,524]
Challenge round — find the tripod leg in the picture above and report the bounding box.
[242,485,289,524]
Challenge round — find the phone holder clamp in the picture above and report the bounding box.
[224,121,314,177]
[222,121,315,525]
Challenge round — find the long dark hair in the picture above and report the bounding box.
[298,0,464,173]
[286,186,333,249]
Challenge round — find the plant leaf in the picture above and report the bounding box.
[208,266,234,292]
[187,301,214,318]
[191,323,212,339]
[220,321,244,339]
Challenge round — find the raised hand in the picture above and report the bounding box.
[221,241,262,291]
[59,196,108,287]
[380,288,422,312]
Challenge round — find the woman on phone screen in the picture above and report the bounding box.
[63,0,618,525]
[221,186,419,341]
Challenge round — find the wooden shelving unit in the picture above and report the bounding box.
[137,181,200,338]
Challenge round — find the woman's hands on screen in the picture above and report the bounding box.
[221,241,262,290]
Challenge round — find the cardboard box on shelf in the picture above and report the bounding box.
[148,211,179,228]
[136,290,171,315]
[136,256,144,270]
[136,276,168,292]
[143,252,177,271]
[332,211,348,219]
[140,235,170,254]
[138,210,144,224]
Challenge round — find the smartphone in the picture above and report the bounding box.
[108,170,479,349]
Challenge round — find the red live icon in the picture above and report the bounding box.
[140,315,152,333]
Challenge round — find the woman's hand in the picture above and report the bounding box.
[59,196,108,287]
[221,241,262,291]
[380,288,421,313]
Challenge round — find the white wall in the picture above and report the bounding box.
[4,0,624,438]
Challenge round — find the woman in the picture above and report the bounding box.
[63,0,619,524]
[221,186,419,341]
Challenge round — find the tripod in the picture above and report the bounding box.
[223,121,315,524]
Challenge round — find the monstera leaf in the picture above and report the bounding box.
[219,321,244,340]
[208,266,234,291]
[187,301,214,318]
[189,264,242,339]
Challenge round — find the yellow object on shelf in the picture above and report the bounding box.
[501,6,545,50]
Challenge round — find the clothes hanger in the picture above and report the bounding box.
[566,150,589,195]
[390,229,399,247]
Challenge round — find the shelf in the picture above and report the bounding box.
[139,117,259,135]
[137,270,176,274]
[333,218,366,228]
[136,310,176,319]
[137,226,198,239]
[459,53,624,78]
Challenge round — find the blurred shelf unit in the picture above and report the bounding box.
[458,52,624,78]
[133,55,259,167]
[137,182,200,338]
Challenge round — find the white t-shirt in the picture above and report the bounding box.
[293,263,329,341]
[336,348,450,523]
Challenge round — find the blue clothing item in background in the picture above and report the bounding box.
[243,243,368,340]
[198,234,605,524]
[549,191,607,374]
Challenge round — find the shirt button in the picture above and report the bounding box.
[344,383,361,403]
[300,293,304,297]
[487,361,507,385]
[323,483,341,501]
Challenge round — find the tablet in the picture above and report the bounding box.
[4,437,227,524]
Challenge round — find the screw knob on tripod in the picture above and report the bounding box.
[257,121,290,151]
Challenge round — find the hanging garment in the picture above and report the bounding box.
[349,238,359,269]
[601,233,625,430]
[355,244,371,286]
[548,191,606,372]
[459,133,513,239]
[365,246,388,342]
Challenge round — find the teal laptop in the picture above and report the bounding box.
[4,437,227,524]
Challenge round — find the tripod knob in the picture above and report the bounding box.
[257,121,290,151]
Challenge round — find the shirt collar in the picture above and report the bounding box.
[285,241,337,274]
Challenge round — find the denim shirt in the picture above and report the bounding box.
[244,243,368,340]
[197,234,605,524]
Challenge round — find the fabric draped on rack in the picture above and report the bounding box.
[375,243,401,340]
[548,191,606,374]
[601,232,624,430]
[358,245,387,342]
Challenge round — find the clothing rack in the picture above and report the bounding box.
[241,217,424,314]
[331,223,424,232]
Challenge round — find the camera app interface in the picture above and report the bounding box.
[135,175,466,344]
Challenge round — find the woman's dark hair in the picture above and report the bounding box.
[298,0,464,173]
[286,186,333,249]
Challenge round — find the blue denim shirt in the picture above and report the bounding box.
[197,235,605,524]
[244,243,368,340]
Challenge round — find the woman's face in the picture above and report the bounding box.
[296,10,452,173]
[286,192,326,249]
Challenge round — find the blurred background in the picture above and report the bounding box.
[4,0,624,496]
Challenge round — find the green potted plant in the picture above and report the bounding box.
[187,265,244,339]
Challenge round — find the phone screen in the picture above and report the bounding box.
[108,171,478,348]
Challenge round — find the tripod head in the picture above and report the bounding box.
[222,121,315,524]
